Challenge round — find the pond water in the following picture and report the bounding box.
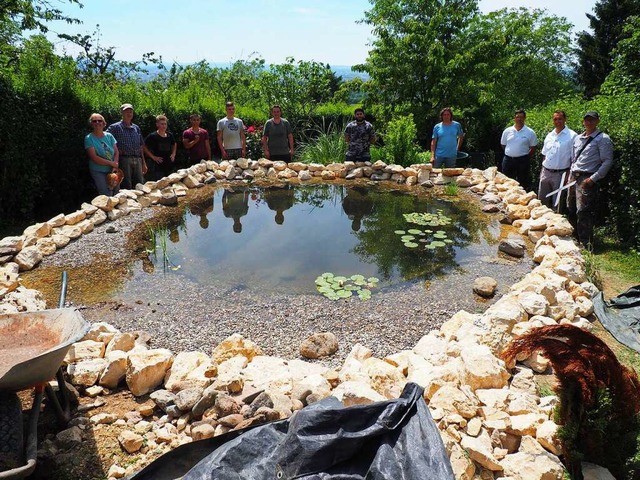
[137,183,502,296]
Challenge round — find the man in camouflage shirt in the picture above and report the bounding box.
[345,108,376,162]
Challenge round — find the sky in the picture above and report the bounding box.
[45,0,596,66]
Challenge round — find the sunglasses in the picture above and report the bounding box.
[91,119,104,123]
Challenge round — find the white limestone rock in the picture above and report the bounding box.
[126,349,174,396]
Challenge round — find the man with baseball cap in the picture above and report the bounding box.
[107,103,147,189]
[567,111,614,249]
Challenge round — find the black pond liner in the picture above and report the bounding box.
[593,285,640,353]
[127,382,454,480]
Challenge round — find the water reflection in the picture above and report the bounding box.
[222,188,249,233]
[189,196,214,230]
[264,185,295,225]
[136,184,498,294]
[342,187,374,232]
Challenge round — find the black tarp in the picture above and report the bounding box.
[129,382,454,480]
[593,285,640,353]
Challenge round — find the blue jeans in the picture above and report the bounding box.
[433,156,456,168]
[90,169,119,197]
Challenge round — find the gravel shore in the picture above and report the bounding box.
[25,189,532,368]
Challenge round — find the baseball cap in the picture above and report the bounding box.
[583,111,600,119]
[120,103,134,111]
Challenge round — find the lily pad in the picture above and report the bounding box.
[404,242,419,248]
[431,241,446,247]
[407,229,422,234]
[394,230,406,235]
[401,235,415,241]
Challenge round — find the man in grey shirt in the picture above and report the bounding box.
[567,111,614,249]
[262,105,294,162]
[217,102,246,160]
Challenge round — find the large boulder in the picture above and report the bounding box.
[126,349,174,396]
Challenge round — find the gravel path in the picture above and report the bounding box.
[27,190,532,368]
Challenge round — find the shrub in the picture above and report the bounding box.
[381,114,420,166]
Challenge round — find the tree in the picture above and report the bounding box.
[601,15,640,94]
[0,0,81,33]
[575,0,640,97]
[256,58,335,125]
[355,0,479,141]
[357,1,574,148]
[59,25,163,83]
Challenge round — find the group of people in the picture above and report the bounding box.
[500,109,613,249]
[86,102,612,249]
[85,103,297,197]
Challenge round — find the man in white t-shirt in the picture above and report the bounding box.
[217,102,246,160]
[500,109,538,191]
[538,110,577,209]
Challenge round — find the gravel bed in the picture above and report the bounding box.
[32,196,532,368]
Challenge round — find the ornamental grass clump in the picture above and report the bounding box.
[502,324,640,479]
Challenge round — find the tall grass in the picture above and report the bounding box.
[298,121,347,165]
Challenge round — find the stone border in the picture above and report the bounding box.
[1,160,608,479]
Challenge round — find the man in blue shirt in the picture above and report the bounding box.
[107,103,147,189]
[431,107,464,169]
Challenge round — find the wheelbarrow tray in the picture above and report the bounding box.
[0,308,89,392]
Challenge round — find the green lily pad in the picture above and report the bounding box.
[401,235,415,241]
[432,241,446,247]
[407,229,422,234]
[426,244,437,250]
[367,277,379,283]
[405,242,419,248]
[394,230,406,235]
[444,239,454,244]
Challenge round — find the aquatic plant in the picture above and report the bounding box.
[397,211,454,250]
[145,223,181,272]
[443,182,459,196]
[315,272,379,301]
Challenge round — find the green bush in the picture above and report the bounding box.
[381,114,420,166]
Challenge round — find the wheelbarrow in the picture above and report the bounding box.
[0,273,89,479]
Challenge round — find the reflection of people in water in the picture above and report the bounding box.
[189,196,214,230]
[263,185,295,225]
[169,226,180,243]
[222,188,249,233]
[342,187,374,232]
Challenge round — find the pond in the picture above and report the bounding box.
[137,183,502,296]
[21,181,533,361]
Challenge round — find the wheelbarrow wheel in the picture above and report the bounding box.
[0,392,23,471]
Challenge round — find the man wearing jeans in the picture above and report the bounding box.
[567,111,614,249]
[107,103,147,189]
[500,109,538,191]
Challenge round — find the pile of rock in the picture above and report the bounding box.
[0,164,616,479]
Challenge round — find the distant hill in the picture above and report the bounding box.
[138,63,368,82]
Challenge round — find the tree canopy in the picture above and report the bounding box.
[575,0,640,97]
